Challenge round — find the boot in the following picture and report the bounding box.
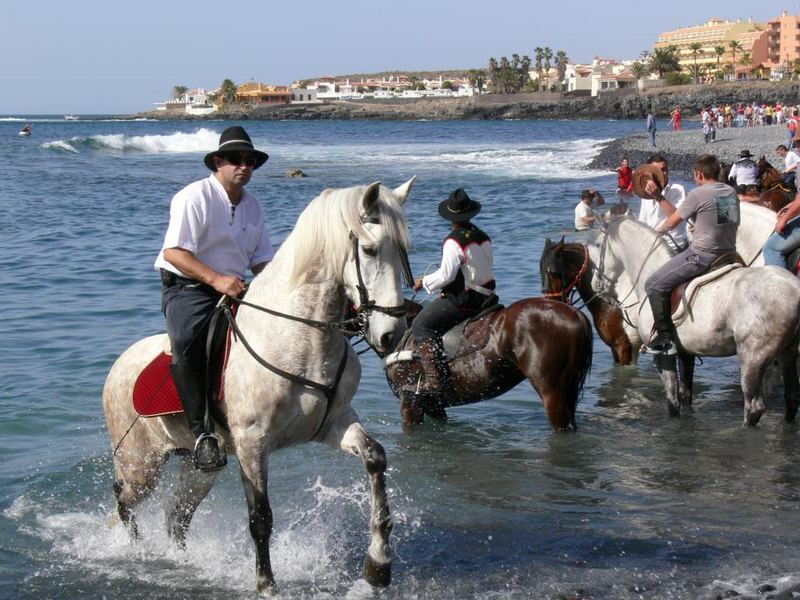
[646,291,677,355]
[416,338,451,394]
[171,362,226,471]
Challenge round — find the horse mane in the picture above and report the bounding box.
[271,184,410,289]
[606,214,673,256]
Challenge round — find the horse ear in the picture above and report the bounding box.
[393,176,416,205]
[361,181,382,214]
[559,235,565,244]
[544,237,552,249]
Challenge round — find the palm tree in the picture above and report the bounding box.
[220,79,237,104]
[632,61,649,80]
[534,47,544,91]
[488,57,498,85]
[728,40,742,79]
[172,85,188,101]
[687,63,706,83]
[543,47,553,91]
[649,46,680,78]
[520,54,532,89]
[555,50,569,92]
[714,45,726,71]
[468,69,486,93]
[688,42,702,83]
[739,51,752,80]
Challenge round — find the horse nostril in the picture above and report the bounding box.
[380,332,394,352]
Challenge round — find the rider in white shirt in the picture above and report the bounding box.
[727,149,759,190]
[637,154,687,251]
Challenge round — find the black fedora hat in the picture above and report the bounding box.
[438,188,481,222]
[204,126,269,171]
[739,149,753,158]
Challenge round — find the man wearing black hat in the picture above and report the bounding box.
[154,126,273,471]
[411,188,496,397]
[727,149,759,193]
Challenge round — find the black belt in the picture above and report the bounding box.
[160,268,205,289]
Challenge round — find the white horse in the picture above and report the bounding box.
[736,201,778,266]
[103,179,415,595]
[592,216,800,426]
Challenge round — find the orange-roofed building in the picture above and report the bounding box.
[235,82,291,105]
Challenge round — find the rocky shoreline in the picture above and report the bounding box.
[127,81,800,123]
[589,123,790,178]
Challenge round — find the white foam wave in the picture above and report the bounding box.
[298,137,614,180]
[91,127,219,153]
[41,139,80,153]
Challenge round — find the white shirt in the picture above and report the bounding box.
[638,182,687,250]
[154,174,274,279]
[574,201,594,230]
[784,151,800,172]
[422,237,494,295]
[729,158,758,185]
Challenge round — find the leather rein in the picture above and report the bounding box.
[221,228,411,437]
[543,244,589,305]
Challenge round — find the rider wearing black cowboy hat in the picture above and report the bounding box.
[155,125,273,471]
[412,188,496,397]
[728,149,759,192]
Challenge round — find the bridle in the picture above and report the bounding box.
[543,243,589,305]
[221,223,412,437]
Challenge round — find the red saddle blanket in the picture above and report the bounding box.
[132,352,184,417]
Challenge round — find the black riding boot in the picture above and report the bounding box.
[647,291,677,355]
[416,338,452,394]
[171,362,226,472]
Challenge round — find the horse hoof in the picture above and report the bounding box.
[257,579,278,597]
[668,403,681,417]
[363,555,391,587]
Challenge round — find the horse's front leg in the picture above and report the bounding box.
[237,441,276,595]
[779,342,800,422]
[740,357,768,427]
[322,410,392,587]
[653,353,681,416]
[677,352,695,409]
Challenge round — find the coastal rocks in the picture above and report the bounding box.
[589,124,790,178]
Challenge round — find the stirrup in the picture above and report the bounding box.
[193,433,227,472]
[643,339,678,356]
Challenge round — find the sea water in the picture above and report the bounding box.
[1,116,799,599]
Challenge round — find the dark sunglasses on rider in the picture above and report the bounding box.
[221,153,258,167]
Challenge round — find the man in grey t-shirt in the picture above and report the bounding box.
[642,154,740,354]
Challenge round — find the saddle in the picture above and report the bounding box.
[132,308,234,418]
[669,253,744,326]
[384,297,504,367]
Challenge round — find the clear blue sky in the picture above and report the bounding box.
[0,0,791,114]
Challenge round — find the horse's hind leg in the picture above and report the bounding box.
[779,342,800,422]
[322,411,392,587]
[740,358,769,427]
[677,352,695,408]
[165,451,219,549]
[654,354,681,417]
[113,450,166,541]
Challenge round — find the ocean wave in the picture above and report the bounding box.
[40,127,219,154]
[297,137,614,180]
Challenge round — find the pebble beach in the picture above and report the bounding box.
[590,121,793,177]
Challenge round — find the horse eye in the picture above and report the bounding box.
[362,246,378,257]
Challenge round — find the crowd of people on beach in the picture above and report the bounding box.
[574,149,800,354]
[667,102,794,133]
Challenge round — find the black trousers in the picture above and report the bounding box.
[411,296,473,343]
[161,273,223,436]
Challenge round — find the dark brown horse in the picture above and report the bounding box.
[540,238,637,366]
[756,155,794,212]
[383,298,593,431]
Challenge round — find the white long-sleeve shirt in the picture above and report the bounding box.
[638,182,687,250]
[422,237,494,295]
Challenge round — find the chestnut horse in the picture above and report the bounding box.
[383,298,593,431]
[540,238,638,365]
[756,155,794,212]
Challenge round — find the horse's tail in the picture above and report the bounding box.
[573,309,593,402]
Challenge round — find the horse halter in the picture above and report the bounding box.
[543,244,589,305]
[350,217,413,334]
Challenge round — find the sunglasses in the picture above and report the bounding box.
[221,153,258,167]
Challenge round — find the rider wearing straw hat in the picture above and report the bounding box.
[154,126,273,471]
[412,188,496,396]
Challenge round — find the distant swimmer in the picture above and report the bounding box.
[18,124,32,136]
[611,157,633,194]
